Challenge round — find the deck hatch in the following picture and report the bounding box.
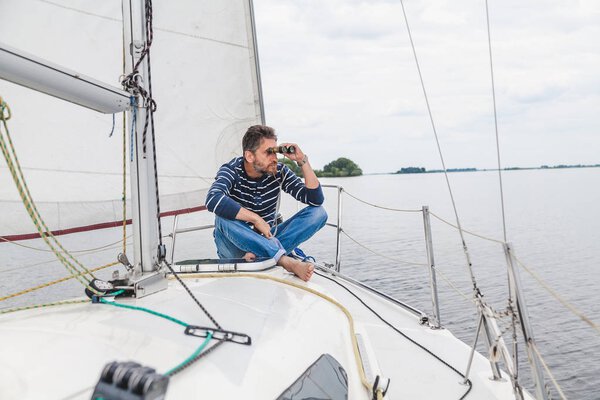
[277,353,348,400]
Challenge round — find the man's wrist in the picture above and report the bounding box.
[250,212,261,224]
[297,154,308,167]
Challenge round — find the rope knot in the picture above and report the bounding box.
[0,97,11,121]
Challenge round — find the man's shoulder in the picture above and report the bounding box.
[218,157,243,172]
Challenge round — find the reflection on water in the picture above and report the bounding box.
[2,168,599,399]
[311,168,600,400]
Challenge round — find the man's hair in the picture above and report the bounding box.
[242,125,277,153]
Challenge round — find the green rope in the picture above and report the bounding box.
[99,297,189,327]
[98,297,215,376]
[164,332,213,376]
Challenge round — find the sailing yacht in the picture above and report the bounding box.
[0,1,551,399]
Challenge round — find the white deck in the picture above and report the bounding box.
[0,267,531,399]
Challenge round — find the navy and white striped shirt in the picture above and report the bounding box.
[205,157,324,226]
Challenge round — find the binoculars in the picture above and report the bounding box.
[267,145,296,154]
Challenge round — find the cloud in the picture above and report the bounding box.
[254,0,600,172]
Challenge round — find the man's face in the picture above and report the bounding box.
[250,138,278,175]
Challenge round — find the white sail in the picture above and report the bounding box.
[0,0,263,237]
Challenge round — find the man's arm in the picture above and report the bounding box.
[280,142,318,188]
[206,164,273,237]
[280,143,324,206]
[235,207,272,238]
[205,165,242,219]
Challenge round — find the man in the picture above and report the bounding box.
[205,125,327,282]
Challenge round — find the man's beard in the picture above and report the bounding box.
[253,160,277,176]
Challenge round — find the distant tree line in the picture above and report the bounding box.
[541,164,600,169]
[395,167,476,174]
[397,167,426,174]
[281,157,363,178]
[393,164,600,174]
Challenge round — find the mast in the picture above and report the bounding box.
[245,0,266,125]
[122,0,166,296]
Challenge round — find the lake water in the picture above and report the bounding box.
[2,167,599,399]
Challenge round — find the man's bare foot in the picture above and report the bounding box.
[277,255,314,282]
[243,252,256,262]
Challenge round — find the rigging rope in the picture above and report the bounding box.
[165,264,222,330]
[484,0,508,244]
[398,0,479,295]
[121,0,164,257]
[426,210,599,336]
[0,235,132,254]
[530,341,568,400]
[0,98,100,294]
[0,262,119,303]
[435,268,473,303]
[122,111,128,254]
[513,255,600,335]
[0,298,89,315]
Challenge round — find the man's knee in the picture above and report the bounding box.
[310,205,328,229]
[215,216,247,233]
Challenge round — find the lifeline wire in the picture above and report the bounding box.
[343,190,421,213]
[428,211,505,244]
[314,270,473,400]
[341,229,428,267]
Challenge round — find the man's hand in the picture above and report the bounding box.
[280,142,318,189]
[280,142,305,164]
[236,208,273,238]
[253,217,272,238]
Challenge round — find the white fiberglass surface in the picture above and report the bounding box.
[0,268,533,400]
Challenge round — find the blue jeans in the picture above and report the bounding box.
[213,206,328,261]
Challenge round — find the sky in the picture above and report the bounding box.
[252,0,600,173]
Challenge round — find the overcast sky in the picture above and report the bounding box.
[253,0,600,173]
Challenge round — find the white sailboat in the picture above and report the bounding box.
[0,1,558,399]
